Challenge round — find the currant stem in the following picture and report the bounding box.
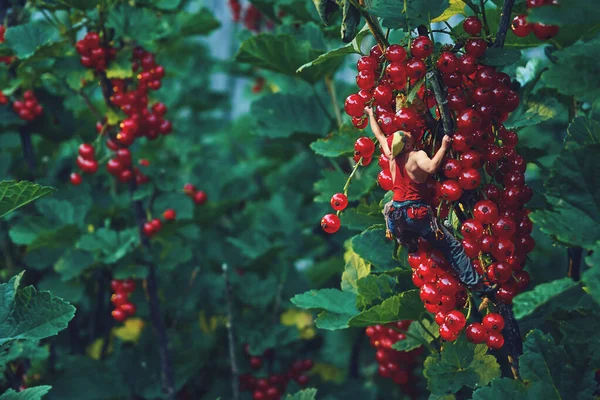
[325,76,343,129]
[479,0,491,36]
[343,156,363,196]
[493,0,516,48]
[222,264,240,400]
[426,69,454,138]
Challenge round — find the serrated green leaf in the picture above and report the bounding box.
[431,0,466,22]
[355,274,396,309]
[503,95,560,130]
[348,290,423,327]
[480,48,521,67]
[471,378,531,400]
[0,283,75,345]
[107,5,169,45]
[340,208,383,231]
[365,0,450,30]
[565,116,600,147]
[310,124,363,158]
[250,93,329,138]
[177,8,221,36]
[530,144,600,249]
[53,249,93,281]
[297,25,370,74]
[520,329,596,400]
[76,228,138,264]
[392,319,439,351]
[291,288,359,330]
[351,228,400,271]
[287,388,317,400]
[423,336,500,396]
[314,163,378,203]
[232,272,277,308]
[543,37,600,100]
[0,386,52,400]
[235,33,343,84]
[3,21,61,60]
[341,241,370,294]
[0,181,56,219]
[0,340,49,371]
[527,0,600,27]
[243,324,299,355]
[512,278,578,319]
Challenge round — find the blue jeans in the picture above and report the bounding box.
[388,200,480,287]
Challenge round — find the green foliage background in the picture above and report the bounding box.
[0,0,599,399]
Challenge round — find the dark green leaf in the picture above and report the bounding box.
[53,249,95,281]
[177,8,221,36]
[503,95,560,130]
[0,386,52,400]
[392,318,439,351]
[348,290,423,327]
[235,33,343,84]
[107,5,169,45]
[76,228,138,264]
[351,228,401,271]
[583,243,600,306]
[4,21,61,60]
[250,93,329,138]
[480,48,522,67]
[314,163,378,203]
[341,1,361,43]
[356,274,396,309]
[423,336,501,396]
[310,124,363,157]
[565,116,600,147]
[365,0,450,30]
[286,388,317,400]
[472,378,531,400]
[311,0,339,25]
[341,243,370,294]
[0,181,56,219]
[291,289,359,330]
[512,278,578,319]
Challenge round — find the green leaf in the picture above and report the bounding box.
[423,336,501,396]
[291,289,359,330]
[177,8,221,36]
[480,48,521,67]
[105,50,133,79]
[392,318,439,351]
[530,144,600,249]
[583,243,600,306]
[543,37,600,100]
[520,329,596,400]
[0,181,56,219]
[107,5,169,45]
[340,208,383,231]
[314,163,378,203]
[3,21,61,60]
[235,33,343,84]
[503,95,560,130]
[310,124,363,158]
[341,242,370,294]
[512,278,578,319]
[76,228,138,264]
[297,25,370,74]
[431,0,466,22]
[565,116,600,147]
[287,388,317,400]
[244,324,299,355]
[355,274,396,309]
[0,340,49,371]
[472,378,531,400]
[233,272,277,308]
[527,0,600,27]
[351,228,400,271]
[0,280,75,345]
[250,93,329,138]
[311,0,339,24]
[0,386,52,400]
[365,0,450,30]
[348,290,424,327]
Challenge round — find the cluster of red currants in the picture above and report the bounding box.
[239,348,313,400]
[11,90,44,121]
[75,31,117,71]
[341,18,534,348]
[142,208,177,238]
[511,0,559,40]
[365,321,422,393]
[0,25,15,65]
[227,0,267,33]
[228,0,242,22]
[183,183,208,205]
[464,312,505,348]
[110,278,137,323]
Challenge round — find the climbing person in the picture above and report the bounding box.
[364,105,487,291]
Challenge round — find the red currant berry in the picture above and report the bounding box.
[487,262,513,284]
[456,108,482,133]
[466,323,486,344]
[321,213,341,234]
[70,172,82,185]
[354,137,375,157]
[461,219,484,239]
[385,44,407,62]
[511,15,532,37]
[420,282,442,305]
[465,38,487,58]
[356,70,376,90]
[111,292,128,307]
[486,331,505,349]
[463,16,483,36]
[111,309,127,322]
[405,58,427,79]
[344,94,365,117]
[378,170,393,191]
[163,209,176,221]
[78,143,95,160]
[250,356,262,370]
[330,193,348,211]
[194,191,207,205]
[531,23,559,40]
[482,313,505,331]
[439,323,459,341]
[411,36,434,59]
[119,302,136,316]
[385,62,407,83]
[445,310,467,332]
[458,54,478,75]
[492,217,516,238]
[373,84,393,105]
[458,168,481,190]
[443,158,462,179]
[440,180,462,202]
[473,200,499,224]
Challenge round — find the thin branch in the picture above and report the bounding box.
[130,178,175,400]
[349,0,389,50]
[480,0,491,36]
[567,247,583,281]
[426,70,454,137]
[223,263,240,400]
[493,0,516,48]
[325,76,343,129]
[19,128,36,173]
